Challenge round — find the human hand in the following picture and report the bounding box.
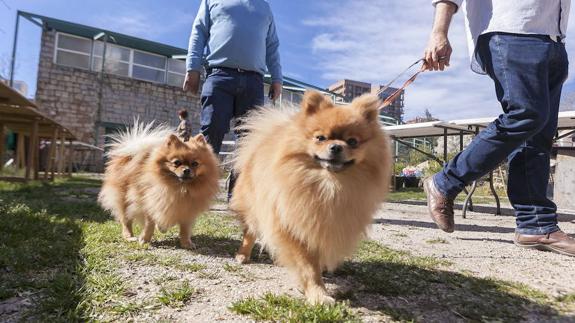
[183,71,201,94]
[269,82,282,102]
[424,32,452,71]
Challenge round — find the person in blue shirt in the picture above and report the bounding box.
[183,0,282,153]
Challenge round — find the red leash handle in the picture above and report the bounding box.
[378,59,428,110]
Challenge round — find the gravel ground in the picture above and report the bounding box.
[371,202,575,297]
[110,201,575,322]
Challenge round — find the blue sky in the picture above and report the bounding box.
[1,0,574,120]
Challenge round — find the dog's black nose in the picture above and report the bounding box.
[329,144,343,154]
[182,168,191,176]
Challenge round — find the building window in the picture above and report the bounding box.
[133,50,166,83]
[92,42,130,77]
[54,33,91,69]
[54,32,185,87]
[167,59,186,87]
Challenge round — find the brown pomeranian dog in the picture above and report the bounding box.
[231,91,391,304]
[98,122,219,249]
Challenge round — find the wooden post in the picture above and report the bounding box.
[45,127,58,181]
[33,133,40,181]
[15,134,25,169]
[25,120,39,181]
[0,123,5,172]
[57,130,66,176]
[67,139,73,177]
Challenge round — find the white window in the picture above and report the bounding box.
[92,42,130,77]
[132,51,166,83]
[167,59,186,87]
[54,33,91,70]
[54,32,184,87]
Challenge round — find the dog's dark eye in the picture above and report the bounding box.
[315,135,327,142]
[191,161,199,168]
[346,138,359,147]
[173,160,182,167]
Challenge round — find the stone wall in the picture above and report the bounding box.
[35,29,201,170]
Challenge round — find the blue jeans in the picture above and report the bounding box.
[200,67,265,154]
[434,33,569,235]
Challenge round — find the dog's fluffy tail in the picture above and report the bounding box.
[106,120,175,157]
[233,104,297,172]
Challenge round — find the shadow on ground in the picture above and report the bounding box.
[327,244,572,322]
[152,234,274,264]
[0,177,110,321]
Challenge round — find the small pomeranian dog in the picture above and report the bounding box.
[231,91,391,304]
[98,122,219,249]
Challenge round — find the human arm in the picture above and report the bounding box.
[184,0,210,93]
[424,1,459,71]
[266,12,282,101]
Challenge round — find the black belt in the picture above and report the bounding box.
[207,66,261,75]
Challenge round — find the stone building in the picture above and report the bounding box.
[30,13,197,168]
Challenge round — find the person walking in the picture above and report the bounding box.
[423,0,575,256]
[183,0,282,200]
[183,0,282,152]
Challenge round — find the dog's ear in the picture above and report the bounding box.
[165,134,181,147]
[301,90,333,115]
[192,133,207,145]
[353,94,381,122]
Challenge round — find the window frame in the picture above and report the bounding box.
[54,31,185,87]
[131,49,167,83]
[53,32,92,70]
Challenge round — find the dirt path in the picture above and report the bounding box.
[371,202,575,297]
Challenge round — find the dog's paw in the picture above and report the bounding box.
[180,239,196,250]
[235,253,250,264]
[138,236,151,245]
[306,288,335,305]
[125,236,138,242]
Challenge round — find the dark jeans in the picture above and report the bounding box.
[434,33,568,235]
[200,67,265,199]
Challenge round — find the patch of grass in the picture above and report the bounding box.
[0,177,129,321]
[110,301,147,316]
[387,188,425,202]
[124,252,206,273]
[230,293,360,322]
[223,263,242,272]
[197,271,220,280]
[157,281,198,308]
[425,238,449,244]
[557,293,575,304]
[153,275,178,285]
[387,185,509,204]
[177,263,208,273]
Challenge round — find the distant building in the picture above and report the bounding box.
[328,79,404,122]
[373,85,405,123]
[328,79,372,102]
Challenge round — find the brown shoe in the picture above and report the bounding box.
[423,177,455,233]
[514,230,575,257]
